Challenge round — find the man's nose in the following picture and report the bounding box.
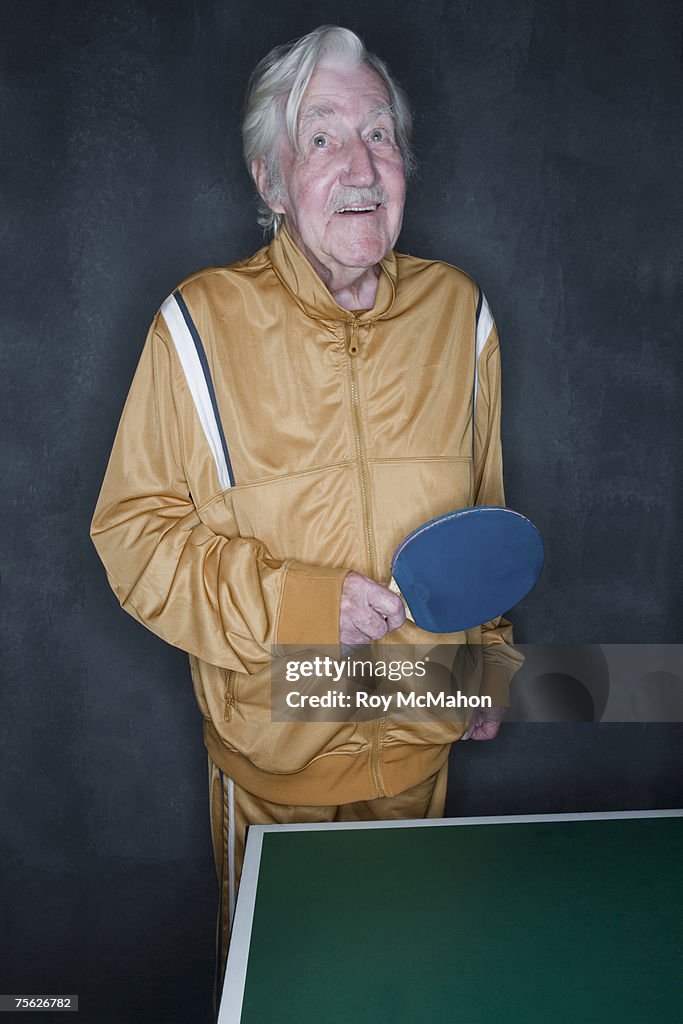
[340,134,378,187]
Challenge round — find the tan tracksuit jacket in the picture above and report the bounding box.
[91,227,523,805]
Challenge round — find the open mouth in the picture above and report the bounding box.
[335,204,379,215]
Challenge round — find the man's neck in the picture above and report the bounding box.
[329,266,380,311]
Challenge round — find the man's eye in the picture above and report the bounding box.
[312,134,328,148]
[370,128,388,142]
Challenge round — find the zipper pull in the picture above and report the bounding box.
[345,318,360,356]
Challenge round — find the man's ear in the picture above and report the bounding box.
[251,157,286,215]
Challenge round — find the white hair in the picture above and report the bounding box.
[242,25,416,235]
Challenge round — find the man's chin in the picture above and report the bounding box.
[325,231,394,270]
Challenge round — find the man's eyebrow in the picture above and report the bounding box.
[367,103,395,121]
[298,105,336,132]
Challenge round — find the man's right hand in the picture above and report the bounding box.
[340,571,406,646]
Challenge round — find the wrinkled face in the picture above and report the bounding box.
[267,61,406,280]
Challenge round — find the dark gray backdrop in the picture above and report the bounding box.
[2,2,681,1021]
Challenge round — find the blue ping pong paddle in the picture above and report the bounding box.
[389,506,544,633]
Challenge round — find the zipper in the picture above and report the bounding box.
[343,317,378,579]
[369,716,385,797]
[343,316,385,798]
[223,669,235,721]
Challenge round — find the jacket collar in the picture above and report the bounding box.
[268,225,397,323]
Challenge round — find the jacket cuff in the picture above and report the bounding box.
[276,562,349,646]
[480,645,525,707]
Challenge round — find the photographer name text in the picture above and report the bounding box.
[285,690,491,711]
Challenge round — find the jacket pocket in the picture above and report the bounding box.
[369,457,473,578]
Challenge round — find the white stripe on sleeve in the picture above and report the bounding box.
[160,294,232,491]
[474,291,494,413]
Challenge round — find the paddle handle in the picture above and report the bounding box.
[388,576,415,623]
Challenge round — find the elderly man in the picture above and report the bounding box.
[91,25,521,969]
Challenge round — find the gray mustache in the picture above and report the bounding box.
[329,187,389,212]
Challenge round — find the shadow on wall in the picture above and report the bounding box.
[509,645,683,723]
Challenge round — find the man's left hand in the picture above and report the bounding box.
[461,705,505,741]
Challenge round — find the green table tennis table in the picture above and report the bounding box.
[218,810,682,1023]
